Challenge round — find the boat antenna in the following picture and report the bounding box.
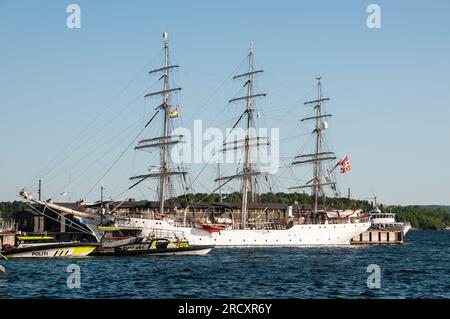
[38,179,42,201]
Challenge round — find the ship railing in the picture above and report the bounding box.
[149,228,186,241]
[126,212,154,219]
[240,221,289,230]
[172,219,195,228]
[324,216,370,224]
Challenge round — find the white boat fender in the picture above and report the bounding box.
[0,264,5,276]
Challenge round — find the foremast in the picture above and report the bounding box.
[290,77,336,222]
[130,32,186,214]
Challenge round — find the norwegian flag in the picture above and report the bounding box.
[335,155,351,174]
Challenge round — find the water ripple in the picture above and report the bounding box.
[0,230,448,298]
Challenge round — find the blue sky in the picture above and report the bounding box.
[1,0,449,205]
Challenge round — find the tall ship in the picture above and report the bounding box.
[111,33,371,245]
[18,33,370,246]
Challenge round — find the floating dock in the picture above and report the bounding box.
[351,230,403,245]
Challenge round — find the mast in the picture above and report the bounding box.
[241,47,254,228]
[313,76,322,220]
[160,32,170,215]
[217,46,268,229]
[130,32,186,213]
[100,184,104,224]
[290,76,336,223]
[217,162,223,203]
[38,179,42,201]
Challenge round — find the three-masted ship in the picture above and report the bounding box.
[113,33,371,245]
[18,33,370,246]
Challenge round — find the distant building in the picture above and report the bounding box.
[13,207,93,241]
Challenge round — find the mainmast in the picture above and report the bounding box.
[130,32,186,214]
[290,77,336,222]
[216,46,268,229]
[241,47,255,227]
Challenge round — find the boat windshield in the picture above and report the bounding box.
[17,236,56,244]
[99,227,142,238]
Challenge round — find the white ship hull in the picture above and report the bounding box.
[402,224,411,235]
[118,218,371,246]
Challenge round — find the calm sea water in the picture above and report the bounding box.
[0,230,448,299]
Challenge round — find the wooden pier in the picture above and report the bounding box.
[351,230,403,245]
